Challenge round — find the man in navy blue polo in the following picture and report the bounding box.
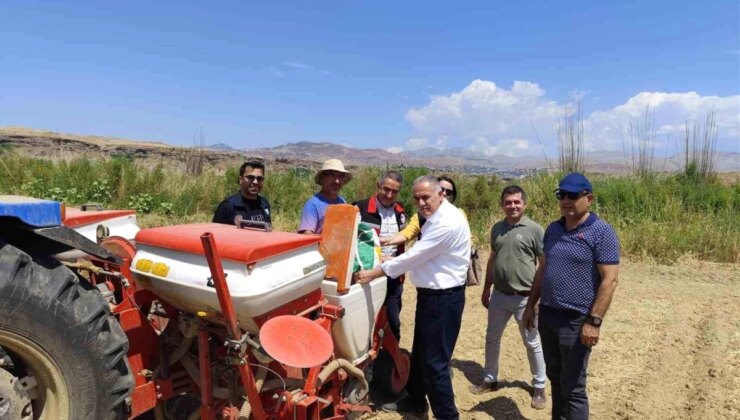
[523,173,620,420]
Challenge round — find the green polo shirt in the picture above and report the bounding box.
[490,215,544,294]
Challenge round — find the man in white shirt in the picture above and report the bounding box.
[354,175,471,420]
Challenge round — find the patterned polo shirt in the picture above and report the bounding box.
[541,213,620,314]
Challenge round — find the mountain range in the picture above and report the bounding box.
[1,127,736,174]
[232,142,740,174]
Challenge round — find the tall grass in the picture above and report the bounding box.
[623,106,657,180]
[1,153,737,263]
[683,109,719,179]
[557,101,586,173]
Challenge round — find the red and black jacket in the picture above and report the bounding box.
[353,196,407,279]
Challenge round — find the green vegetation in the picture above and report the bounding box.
[1,153,737,263]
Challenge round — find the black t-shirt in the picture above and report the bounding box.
[212,193,271,225]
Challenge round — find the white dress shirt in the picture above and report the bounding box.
[377,202,400,257]
[381,199,471,289]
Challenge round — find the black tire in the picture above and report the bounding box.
[370,348,410,398]
[0,243,134,420]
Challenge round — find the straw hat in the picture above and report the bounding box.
[314,159,352,185]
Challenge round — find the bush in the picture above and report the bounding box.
[0,153,737,263]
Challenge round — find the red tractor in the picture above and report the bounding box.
[0,196,410,419]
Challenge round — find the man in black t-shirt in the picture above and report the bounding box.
[212,161,272,226]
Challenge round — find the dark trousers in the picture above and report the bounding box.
[384,277,403,340]
[538,305,592,420]
[407,286,465,420]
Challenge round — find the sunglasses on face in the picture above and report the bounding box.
[244,175,265,183]
[442,188,454,196]
[555,190,588,201]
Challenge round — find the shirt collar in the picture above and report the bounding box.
[558,212,598,229]
[370,195,402,214]
[426,199,451,224]
[504,215,530,227]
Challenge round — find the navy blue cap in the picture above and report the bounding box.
[556,173,593,193]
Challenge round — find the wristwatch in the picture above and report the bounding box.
[586,315,602,327]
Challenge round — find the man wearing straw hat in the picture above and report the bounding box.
[298,158,352,234]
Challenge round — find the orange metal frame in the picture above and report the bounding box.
[82,210,409,419]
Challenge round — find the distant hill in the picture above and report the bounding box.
[206,143,236,151]
[1,126,738,174]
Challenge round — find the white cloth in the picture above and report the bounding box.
[378,203,400,257]
[381,200,471,289]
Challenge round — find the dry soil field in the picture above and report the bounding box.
[370,255,740,419]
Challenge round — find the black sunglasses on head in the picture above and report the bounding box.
[244,175,265,183]
[555,190,589,201]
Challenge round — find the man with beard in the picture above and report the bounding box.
[213,161,271,225]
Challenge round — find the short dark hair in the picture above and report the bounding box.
[500,185,527,203]
[240,160,265,177]
[379,170,403,185]
[437,175,457,203]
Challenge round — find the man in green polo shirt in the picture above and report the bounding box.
[470,185,547,410]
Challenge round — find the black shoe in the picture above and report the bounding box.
[381,396,428,415]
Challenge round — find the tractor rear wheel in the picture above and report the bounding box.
[0,243,134,420]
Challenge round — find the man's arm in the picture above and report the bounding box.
[353,265,385,284]
[380,213,420,246]
[380,223,452,279]
[297,200,318,234]
[580,263,619,346]
[358,223,452,282]
[379,232,407,246]
[481,250,496,308]
[523,254,546,329]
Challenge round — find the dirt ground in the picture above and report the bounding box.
[369,255,740,419]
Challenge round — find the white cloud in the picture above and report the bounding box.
[282,61,312,70]
[407,80,562,142]
[281,61,337,77]
[469,137,531,157]
[385,137,446,153]
[588,91,740,150]
[405,137,430,150]
[267,67,285,77]
[405,80,740,153]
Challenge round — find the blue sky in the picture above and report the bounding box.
[2,1,738,155]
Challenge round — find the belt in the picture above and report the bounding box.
[496,289,530,297]
[417,285,465,296]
